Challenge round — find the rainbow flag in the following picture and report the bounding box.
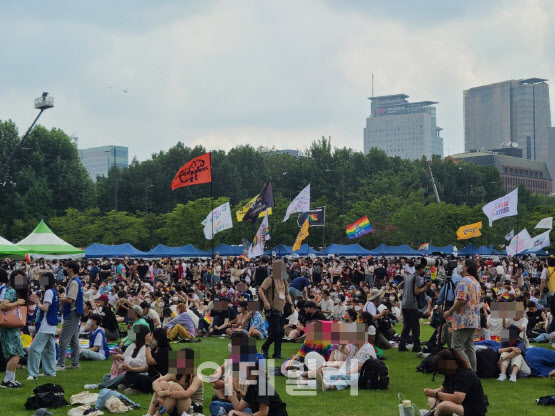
[419,243,429,251]
[346,216,373,239]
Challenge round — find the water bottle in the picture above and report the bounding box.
[400,400,414,416]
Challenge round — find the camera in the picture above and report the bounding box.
[420,255,457,280]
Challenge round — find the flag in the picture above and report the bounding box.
[346,216,373,239]
[506,229,532,256]
[283,184,310,222]
[171,152,212,191]
[201,202,233,240]
[482,188,518,227]
[456,222,482,240]
[293,218,310,252]
[418,243,429,251]
[505,230,515,241]
[236,195,272,222]
[527,230,551,252]
[246,214,270,258]
[297,207,326,227]
[535,217,553,230]
[242,182,275,223]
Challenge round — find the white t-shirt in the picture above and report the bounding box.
[286,309,299,325]
[38,290,58,335]
[320,299,334,314]
[340,343,377,374]
[146,309,161,328]
[93,331,106,360]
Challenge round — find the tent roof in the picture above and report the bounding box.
[265,244,322,256]
[18,220,83,255]
[322,244,371,256]
[172,244,210,257]
[368,244,421,256]
[214,244,245,257]
[419,244,455,255]
[458,244,504,256]
[85,243,146,258]
[0,236,27,256]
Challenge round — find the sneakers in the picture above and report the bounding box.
[497,373,507,381]
[509,374,517,382]
[84,383,100,390]
[1,381,21,389]
[68,364,81,370]
[55,366,66,372]
[316,373,327,393]
[27,374,45,380]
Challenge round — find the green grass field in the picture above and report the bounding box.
[4,324,555,416]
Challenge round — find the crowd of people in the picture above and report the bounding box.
[1,252,555,416]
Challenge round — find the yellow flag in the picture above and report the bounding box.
[293,218,310,251]
[236,195,272,222]
[456,221,483,240]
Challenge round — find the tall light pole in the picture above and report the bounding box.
[325,168,345,214]
[105,147,118,212]
[145,183,154,214]
[424,160,440,203]
[0,93,54,180]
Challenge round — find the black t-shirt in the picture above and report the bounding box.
[137,265,149,279]
[149,347,170,378]
[255,266,270,287]
[305,310,327,322]
[243,377,286,416]
[99,265,112,280]
[374,267,387,280]
[102,305,119,332]
[442,368,486,416]
[526,309,543,330]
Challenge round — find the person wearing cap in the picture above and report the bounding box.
[118,305,150,350]
[497,325,530,382]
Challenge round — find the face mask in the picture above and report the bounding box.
[150,341,158,349]
[355,306,361,311]
[237,307,242,313]
[356,291,361,296]
[172,296,178,302]
[389,296,395,301]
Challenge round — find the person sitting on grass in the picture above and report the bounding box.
[118,305,150,351]
[497,324,531,382]
[225,301,250,336]
[245,306,267,340]
[79,313,109,361]
[145,348,204,416]
[423,348,486,416]
[165,303,196,341]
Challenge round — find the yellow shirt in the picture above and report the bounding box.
[546,266,555,293]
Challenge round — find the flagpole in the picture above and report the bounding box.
[210,151,214,260]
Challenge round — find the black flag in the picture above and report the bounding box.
[297,207,326,227]
[243,182,275,223]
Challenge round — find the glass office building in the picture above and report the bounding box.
[363,94,443,159]
[79,145,128,181]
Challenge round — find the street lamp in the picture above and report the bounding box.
[0,92,54,180]
[325,168,345,214]
[105,148,118,212]
[145,183,154,214]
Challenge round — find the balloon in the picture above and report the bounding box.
[305,351,325,371]
[24,253,34,263]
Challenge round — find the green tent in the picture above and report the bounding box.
[0,236,27,256]
[17,220,84,255]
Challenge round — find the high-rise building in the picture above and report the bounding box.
[464,78,552,174]
[79,145,128,181]
[363,94,443,159]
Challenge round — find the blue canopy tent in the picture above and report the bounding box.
[172,244,210,257]
[85,243,147,258]
[418,245,455,255]
[213,244,245,257]
[520,248,550,256]
[265,244,322,257]
[145,244,179,258]
[368,244,421,257]
[458,244,504,256]
[322,244,371,257]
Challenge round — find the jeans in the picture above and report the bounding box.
[209,401,252,416]
[451,328,476,371]
[27,332,56,377]
[365,275,374,287]
[399,308,421,351]
[327,373,359,391]
[288,287,302,301]
[80,349,104,360]
[57,310,81,367]
[100,373,125,389]
[261,310,284,357]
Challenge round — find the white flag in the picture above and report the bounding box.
[246,214,269,259]
[282,184,310,222]
[482,188,518,227]
[505,230,515,241]
[202,202,233,240]
[535,217,553,230]
[527,230,551,252]
[506,229,532,256]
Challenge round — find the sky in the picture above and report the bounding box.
[1,0,554,161]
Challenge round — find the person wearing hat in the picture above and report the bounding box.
[118,305,149,351]
[363,288,394,350]
[497,325,530,382]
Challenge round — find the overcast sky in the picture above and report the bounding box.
[1,0,554,161]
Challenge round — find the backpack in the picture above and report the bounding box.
[476,348,499,378]
[536,395,555,406]
[24,383,68,410]
[358,358,389,390]
[416,354,436,374]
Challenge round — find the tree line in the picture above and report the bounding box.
[1,119,554,252]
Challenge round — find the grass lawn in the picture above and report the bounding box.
[4,324,555,416]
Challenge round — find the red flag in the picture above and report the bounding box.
[171,152,212,191]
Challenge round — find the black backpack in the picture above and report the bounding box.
[476,348,499,379]
[24,383,68,410]
[358,358,389,390]
[416,354,436,374]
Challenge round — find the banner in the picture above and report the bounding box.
[297,207,326,227]
[293,218,310,252]
[201,202,233,240]
[418,243,429,251]
[236,195,272,222]
[505,230,515,241]
[535,217,553,230]
[283,184,310,222]
[482,188,518,226]
[346,216,373,240]
[246,213,270,258]
[527,230,551,252]
[243,182,275,224]
[506,229,532,256]
[456,222,482,240]
[171,152,212,190]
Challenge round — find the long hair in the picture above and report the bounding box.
[464,259,478,278]
[132,325,148,358]
[40,272,56,290]
[176,348,195,387]
[152,328,172,351]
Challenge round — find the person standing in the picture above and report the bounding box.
[27,272,59,380]
[258,260,292,359]
[56,261,84,371]
[539,256,555,306]
[443,259,481,371]
[398,264,431,352]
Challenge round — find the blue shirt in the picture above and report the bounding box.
[290,277,310,292]
[500,340,527,359]
[437,273,462,303]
